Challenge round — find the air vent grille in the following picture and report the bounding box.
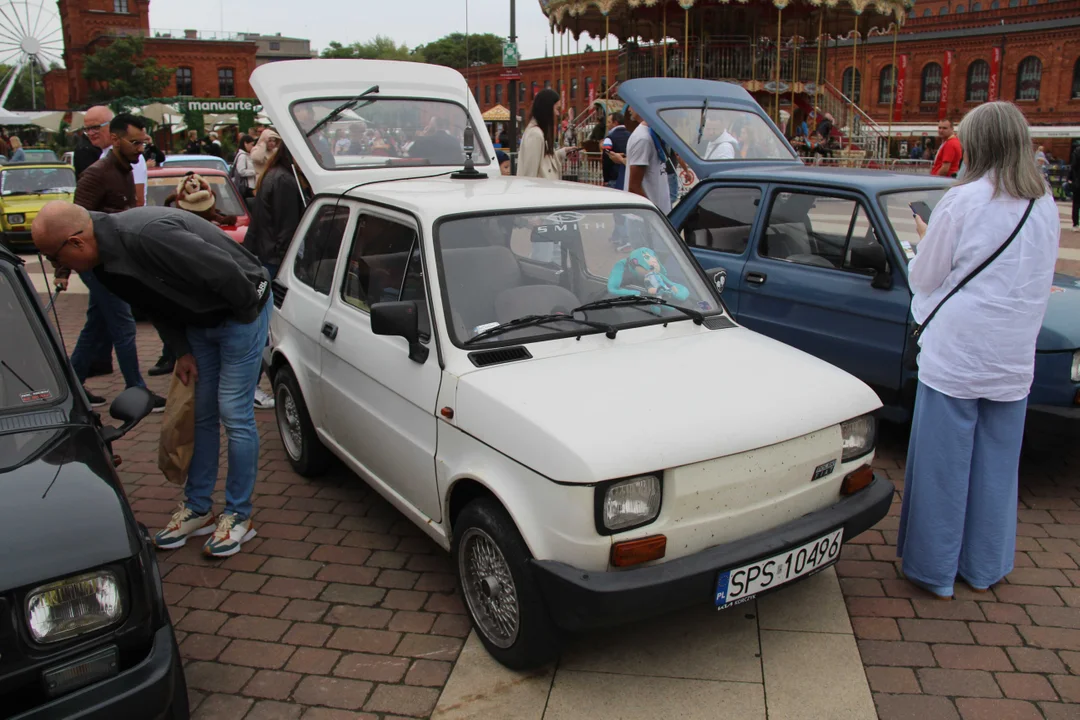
[271,281,287,309]
[0,410,66,433]
[704,315,736,330]
[468,346,533,367]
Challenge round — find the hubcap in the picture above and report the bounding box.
[276,385,303,461]
[458,528,520,649]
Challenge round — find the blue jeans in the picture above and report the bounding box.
[184,301,271,520]
[70,271,145,389]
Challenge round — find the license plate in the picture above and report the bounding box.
[714,528,844,609]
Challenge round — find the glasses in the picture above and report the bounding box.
[43,237,71,265]
[85,121,110,133]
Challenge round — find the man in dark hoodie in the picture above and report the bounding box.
[32,201,272,559]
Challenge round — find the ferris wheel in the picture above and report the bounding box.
[0,1,63,109]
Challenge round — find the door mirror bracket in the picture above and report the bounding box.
[99,386,156,443]
[371,301,429,364]
[849,245,892,290]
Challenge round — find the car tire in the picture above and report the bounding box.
[453,498,560,670]
[273,364,331,477]
[167,633,190,719]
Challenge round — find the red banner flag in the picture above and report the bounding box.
[893,54,908,123]
[989,46,1001,101]
[938,50,954,121]
[588,84,596,104]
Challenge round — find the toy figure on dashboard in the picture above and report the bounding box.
[607,247,690,301]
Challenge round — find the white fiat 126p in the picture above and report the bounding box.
[252,59,892,669]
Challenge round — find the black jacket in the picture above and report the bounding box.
[73,135,102,179]
[1071,146,1080,183]
[244,165,304,267]
[91,207,270,357]
[603,125,631,185]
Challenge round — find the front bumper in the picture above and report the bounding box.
[531,473,894,631]
[1,230,33,249]
[10,623,182,720]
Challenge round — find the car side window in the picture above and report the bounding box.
[760,191,883,272]
[293,205,349,294]
[682,186,760,255]
[342,214,430,338]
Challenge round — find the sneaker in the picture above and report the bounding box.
[254,388,275,410]
[147,356,175,377]
[150,392,167,413]
[202,513,257,558]
[83,387,107,407]
[153,503,216,550]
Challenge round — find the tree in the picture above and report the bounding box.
[0,62,47,111]
[414,33,504,69]
[321,36,420,62]
[82,36,173,104]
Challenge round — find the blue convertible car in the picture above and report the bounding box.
[620,78,1080,422]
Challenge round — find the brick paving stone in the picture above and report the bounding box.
[1018,625,1080,651]
[1007,647,1067,674]
[333,652,411,682]
[311,545,373,566]
[218,639,296,669]
[383,589,428,611]
[430,614,472,638]
[218,616,292,642]
[982,603,1032,626]
[319,584,386,606]
[853,617,903,641]
[327,628,402,655]
[219,592,289,618]
[919,667,1003,698]
[934,644,1014,671]
[424,593,466,615]
[389,611,437,634]
[859,640,937,667]
[376,569,421,589]
[261,577,328,600]
[898,619,975,644]
[866,667,921,694]
[257,539,318,560]
[325,605,393,629]
[363,684,441,717]
[258,523,313,542]
[847,597,916,618]
[222,572,269,593]
[292,676,373,710]
[405,659,453,688]
[393,633,464,662]
[315,564,380,585]
[180,633,230,661]
[260,557,324,579]
[183,661,255,694]
[1026,605,1080,629]
[968,622,1023,646]
[1004,568,1071,587]
[301,709,378,720]
[954,698,1044,720]
[167,565,232,588]
[838,560,899,579]
[911,599,985,621]
[994,672,1059,701]
[244,700,304,720]
[191,693,254,719]
[280,599,330,623]
[285,648,342,675]
[1058,650,1080,673]
[282,623,333,648]
[994,586,1066,607]
[1039,703,1080,720]
[177,610,229,635]
[414,572,457,593]
[874,693,961,720]
[242,670,303,700]
[178,587,231,610]
[1048,674,1080,703]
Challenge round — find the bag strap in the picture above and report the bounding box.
[913,198,1035,339]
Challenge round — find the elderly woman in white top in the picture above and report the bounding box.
[898,101,1059,599]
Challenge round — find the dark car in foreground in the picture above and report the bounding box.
[0,244,188,719]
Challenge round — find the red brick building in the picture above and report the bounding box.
[44,0,257,109]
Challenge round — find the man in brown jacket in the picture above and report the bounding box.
[61,114,164,411]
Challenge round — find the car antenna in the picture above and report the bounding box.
[451,0,486,181]
[36,253,68,356]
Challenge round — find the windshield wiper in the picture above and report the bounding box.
[307,85,380,138]
[696,97,710,146]
[574,295,705,324]
[2,190,32,196]
[463,313,617,346]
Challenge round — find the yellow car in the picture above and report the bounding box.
[0,163,76,251]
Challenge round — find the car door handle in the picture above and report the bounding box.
[321,322,338,340]
[745,272,767,285]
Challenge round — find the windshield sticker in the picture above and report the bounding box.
[1050,286,1066,294]
[535,210,606,235]
[473,322,500,336]
[20,389,53,403]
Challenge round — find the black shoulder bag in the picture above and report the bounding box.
[908,198,1035,360]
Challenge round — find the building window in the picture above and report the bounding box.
[473,85,480,102]
[114,0,128,12]
[544,79,551,90]
[269,41,281,51]
[878,64,896,104]
[922,8,932,15]
[570,78,578,99]
[956,4,966,11]
[1015,56,1041,101]
[485,85,490,104]
[532,81,540,97]
[176,67,193,96]
[218,68,235,97]
[1008,0,1018,6]
[842,67,861,104]
[990,0,999,7]
[1027,0,1037,5]
[939,5,949,13]
[921,62,942,103]
[585,76,593,97]
[1073,57,1080,99]
[972,2,982,9]
[601,76,607,92]
[495,84,503,104]
[519,82,526,103]
[966,60,990,102]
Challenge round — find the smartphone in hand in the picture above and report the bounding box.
[909,201,932,224]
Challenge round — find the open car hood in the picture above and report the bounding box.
[617,78,801,181]
[250,59,499,195]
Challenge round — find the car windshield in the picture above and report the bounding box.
[24,150,59,162]
[290,98,489,170]
[163,158,226,170]
[146,175,247,217]
[436,207,721,347]
[0,268,64,412]
[657,107,795,161]
[0,167,76,196]
[879,188,948,261]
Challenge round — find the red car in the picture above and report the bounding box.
[146,167,250,243]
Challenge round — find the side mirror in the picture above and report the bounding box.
[707,267,728,294]
[100,386,156,443]
[371,301,429,364]
[850,245,893,290]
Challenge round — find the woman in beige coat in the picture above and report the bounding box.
[516,88,577,262]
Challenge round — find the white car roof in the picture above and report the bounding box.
[328,176,656,220]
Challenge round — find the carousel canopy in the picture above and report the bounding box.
[540,0,911,40]
[482,104,512,122]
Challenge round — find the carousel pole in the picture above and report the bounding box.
[814,9,823,117]
[552,24,556,90]
[751,18,757,83]
[663,3,667,77]
[774,7,782,124]
[684,8,690,78]
[850,13,858,137]
[605,14,610,96]
[790,27,798,134]
[887,21,898,158]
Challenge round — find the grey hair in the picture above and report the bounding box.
[955,101,1046,200]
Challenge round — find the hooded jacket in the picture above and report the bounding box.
[90,207,270,357]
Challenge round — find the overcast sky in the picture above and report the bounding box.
[147,0,611,61]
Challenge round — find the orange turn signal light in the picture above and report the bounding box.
[611,534,667,568]
[841,465,874,496]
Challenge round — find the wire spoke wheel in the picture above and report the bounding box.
[459,527,521,649]
[276,384,304,461]
[0,2,64,110]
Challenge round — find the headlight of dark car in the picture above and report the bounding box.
[841,415,876,463]
[26,570,124,643]
[7,213,26,225]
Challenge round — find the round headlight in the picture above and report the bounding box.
[841,415,876,463]
[27,570,124,643]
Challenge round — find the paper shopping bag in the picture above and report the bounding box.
[158,372,195,485]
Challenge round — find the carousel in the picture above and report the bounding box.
[541,0,912,157]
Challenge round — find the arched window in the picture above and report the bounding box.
[922,8,932,15]
[939,5,949,13]
[966,60,990,102]
[878,64,896,104]
[1015,56,1042,101]
[1072,57,1080,99]
[1027,0,1037,5]
[972,2,982,9]
[842,67,861,104]
[495,83,503,104]
[176,67,193,96]
[990,0,999,8]
[921,62,943,103]
[1008,0,1019,6]
[956,4,966,11]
